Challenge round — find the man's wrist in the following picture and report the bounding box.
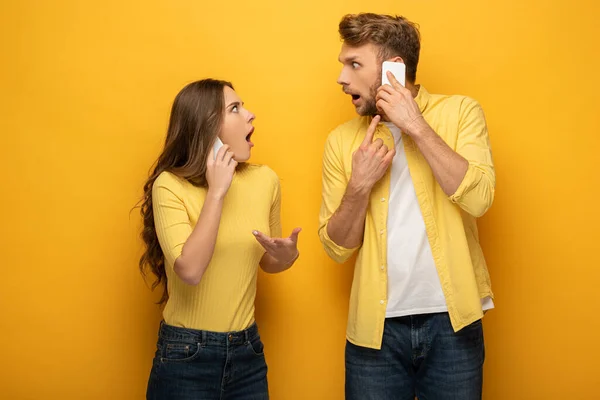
[405,115,429,138]
[348,178,372,198]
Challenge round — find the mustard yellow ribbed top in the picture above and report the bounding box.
[152,164,281,332]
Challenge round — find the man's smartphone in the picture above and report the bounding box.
[382,61,406,87]
[213,137,223,160]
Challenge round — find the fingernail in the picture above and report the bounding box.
[252,230,258,235]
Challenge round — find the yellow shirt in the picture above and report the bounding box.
[152,165,281,332]
[319,86,495,349]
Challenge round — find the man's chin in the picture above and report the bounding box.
[355,104,377,117]
[354,103,367,116]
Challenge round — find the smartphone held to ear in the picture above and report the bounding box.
[382,61,406,87]
[213,137,223,160]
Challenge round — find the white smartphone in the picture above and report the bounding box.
[213,137,223,160]
[382,61,406,87]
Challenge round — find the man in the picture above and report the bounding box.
[318,13,495,399]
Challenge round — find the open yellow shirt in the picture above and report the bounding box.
[319,86,495,349]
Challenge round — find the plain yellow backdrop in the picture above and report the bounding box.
[1,0,599,398]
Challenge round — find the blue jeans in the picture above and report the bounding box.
[346,313,484,400]
[146,321,269,400]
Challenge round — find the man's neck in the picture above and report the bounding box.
[406,82,419,98]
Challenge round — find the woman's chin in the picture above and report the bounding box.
[234,153,250,163]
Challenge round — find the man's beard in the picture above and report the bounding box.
[357,73,381,116]
[358,92,378,116]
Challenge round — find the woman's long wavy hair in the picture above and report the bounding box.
[139,79,233,305]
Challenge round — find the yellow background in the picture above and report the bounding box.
[1,0,599,398]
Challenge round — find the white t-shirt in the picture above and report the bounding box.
[383,122,493,318]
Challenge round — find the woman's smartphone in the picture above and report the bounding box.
[382,61,406,87]
[213,137,223,160]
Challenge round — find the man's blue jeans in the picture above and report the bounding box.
[346,313,485,400]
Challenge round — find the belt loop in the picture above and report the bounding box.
[244,328,249,343]
[158,321,164,338]
[201,330,207,345]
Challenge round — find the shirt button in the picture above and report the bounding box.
[380,265,385,270]
[381,198,386,202]
[380,300,385,305]
[380,229,384,235]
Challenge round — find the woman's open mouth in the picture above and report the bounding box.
[246,127,254,146]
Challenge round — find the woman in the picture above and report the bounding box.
[139,79,301,399]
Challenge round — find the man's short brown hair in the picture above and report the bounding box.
[339,13,421,82]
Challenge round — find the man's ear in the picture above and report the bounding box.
[388,56,404,63]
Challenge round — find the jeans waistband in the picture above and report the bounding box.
[158,321,259,346]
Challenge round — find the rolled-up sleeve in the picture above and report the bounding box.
[449,99,496,217]
[318,131,360,263]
